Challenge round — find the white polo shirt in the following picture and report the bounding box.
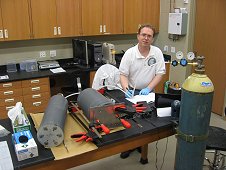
[119,44,166,90]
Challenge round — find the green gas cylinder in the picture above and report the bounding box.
[174,72,214,170]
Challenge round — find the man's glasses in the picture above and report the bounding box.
[139,33,153,39]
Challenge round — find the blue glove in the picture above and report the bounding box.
[125,89,133,98]
[139,87,151,95]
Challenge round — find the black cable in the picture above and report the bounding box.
[160,137,169,170]
[155,140,159,170]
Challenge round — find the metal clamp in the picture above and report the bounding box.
[176,128,208,143]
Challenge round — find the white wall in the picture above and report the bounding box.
[155,0,196,86]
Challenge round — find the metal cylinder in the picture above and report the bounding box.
[77,88,113,119]
[174,73,214,170]
[37,94,68,148]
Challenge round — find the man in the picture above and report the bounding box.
[119,24,165,98]
[119,24,166,158]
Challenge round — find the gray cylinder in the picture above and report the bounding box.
[77,88,113,119]
[37,94,68,148]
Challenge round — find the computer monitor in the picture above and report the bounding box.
[72,39,88,65]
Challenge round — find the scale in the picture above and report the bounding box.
[38,60,60,70]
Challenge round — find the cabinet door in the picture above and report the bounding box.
[82,0,102,35]
[142,0,160,32]
[0,4,3,41]
[56,0,81,37]
[30,0,57,38]
[0,0,31,41]
[124,0,142,34]
[103,0,123,35]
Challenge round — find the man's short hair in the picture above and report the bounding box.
[138,24,156,37]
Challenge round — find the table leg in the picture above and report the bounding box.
[140,144,148,164]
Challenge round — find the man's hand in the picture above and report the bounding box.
[139,87,151,95]
[125,89,133,98]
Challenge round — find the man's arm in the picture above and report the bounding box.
[147,74,163,91]
[120,74,129,91]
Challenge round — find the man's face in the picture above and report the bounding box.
[137,27,154,47]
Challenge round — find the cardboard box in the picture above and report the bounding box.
[12,130,38,161]
[12,109,31,133]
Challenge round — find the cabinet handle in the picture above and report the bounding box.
[4,29,8,38]
[3,83,12,87]
[100,25,102,33]
[54,27,57,35]
[5,98,14,103]
[6,106,14,110]
[31,79,40,84]
[31,87,40,91]
[4,91,13,95]
[103,25,106,33]
[32,94,41,98]
[0,30,3,38]
[33,101,41,106]
[58,27,61,35]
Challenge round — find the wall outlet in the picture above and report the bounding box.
[171,47,176,53]
[39,51,46,58]
[163,45,168,52]
[50,50,56,58]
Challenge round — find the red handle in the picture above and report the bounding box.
[75,135,87,142]
[120,119,131,128]
[100,124,110,134]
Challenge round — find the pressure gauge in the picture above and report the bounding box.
[180,59,188,67]
[176,51,184,60]
[187,52,195,60]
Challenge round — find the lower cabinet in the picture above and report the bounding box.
[0,77,51,119]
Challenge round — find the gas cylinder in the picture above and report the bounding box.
[174,72,214,170]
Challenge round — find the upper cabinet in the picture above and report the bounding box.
[0,0,31,41]
[81,0,123,36]
[124,0,160,34]
[30,0,81,39]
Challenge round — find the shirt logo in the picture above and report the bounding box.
[148,57,156,66]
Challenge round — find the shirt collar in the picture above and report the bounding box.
[135,44,154,59]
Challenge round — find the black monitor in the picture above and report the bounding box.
[72,39,88,65]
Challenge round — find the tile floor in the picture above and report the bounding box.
[69,113,226,170]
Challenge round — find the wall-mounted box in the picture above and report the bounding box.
[168,13,188,35]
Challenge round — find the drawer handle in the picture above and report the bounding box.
[5,98,14,103]
[32,87,40,91]
[31,80,40,83]
[6,106,14,110]
[3,83,12,87]
[33,101,41,106]
[32,94,41,98]
[4,91,13,95]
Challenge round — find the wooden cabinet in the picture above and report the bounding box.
[30,0,81,38]
[0,81,23,119]
[0,0,31,41]
[22,77,51,114]
[155,63,170,93]
[89,71,96,87]
[124,0,160,34]
[0,77,51,118]
[82,0,123,35]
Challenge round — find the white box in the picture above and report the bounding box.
[12,130,38,161]
[168,13,188,35]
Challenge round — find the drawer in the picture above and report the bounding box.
[0,96,23,107]
[23,99,49,114]
[22,77,49,88]
[0,89,23,99]
[0,81,21,91]
[23,92,50,103]
[22,84,50,95]
[0,105,16,119]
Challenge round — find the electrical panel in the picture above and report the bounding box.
[168,13,188,35]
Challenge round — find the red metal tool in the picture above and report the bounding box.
[115,114,131,128]
[96,120,110,134]
[71,132,93,142]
